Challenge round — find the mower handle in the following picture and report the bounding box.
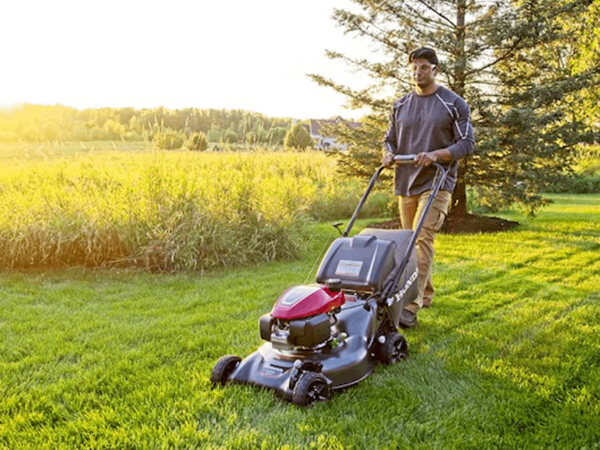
[342,165,386,237]
[342,154,446,237]
[340,153,450,300]
[393,154,417,165]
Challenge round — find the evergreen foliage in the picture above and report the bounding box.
[309,0,600,215]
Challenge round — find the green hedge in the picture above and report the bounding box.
[544,174,600,194]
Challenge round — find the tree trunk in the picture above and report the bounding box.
[451,167,468,216]
[455,0,467,97]
[451,0,469,217]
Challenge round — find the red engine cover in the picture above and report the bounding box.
[271,285,346,320]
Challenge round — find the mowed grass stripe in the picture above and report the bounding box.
[1,195,599,449]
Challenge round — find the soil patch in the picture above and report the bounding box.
[367,212,520,234]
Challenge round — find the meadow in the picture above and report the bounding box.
[1,192,599,449]
[0,145,390,271]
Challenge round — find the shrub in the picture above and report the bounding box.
[185,132,208,151]
[543,145,600,194]
[284,124,313,150]
[103,119,126,140]
[153,128,185,150]
[268,127,288,145]
[207,126,221,143]
[223,130,238,144]
[245,131,258,145]
[41,122,61,141]
[544,174,600,194]
[17,124,39,141]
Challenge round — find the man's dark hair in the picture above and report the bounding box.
[408,47,439,66]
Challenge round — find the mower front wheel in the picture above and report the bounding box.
[379,332,408,365]
[292,372,330,407]
[211,355,241,388]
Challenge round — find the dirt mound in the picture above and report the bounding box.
[367,212,520,234]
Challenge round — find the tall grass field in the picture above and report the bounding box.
[1,191,599,449]
[0,147,390,271]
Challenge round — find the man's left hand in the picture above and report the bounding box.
[414,151,437,167]
[414,149,452,166]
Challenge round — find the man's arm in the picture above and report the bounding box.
[415,97,474,167]
[382,104,398,167]
[445,97,475,160]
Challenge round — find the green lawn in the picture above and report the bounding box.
[1,195,599,449]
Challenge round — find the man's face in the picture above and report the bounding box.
[410,58,437,89]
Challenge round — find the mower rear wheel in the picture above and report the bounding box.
[379,332,408,365]
[292,372,330,407]
[211,355,241,387]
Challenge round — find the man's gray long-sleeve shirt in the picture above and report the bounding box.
[384,85,475,196]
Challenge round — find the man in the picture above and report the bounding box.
[383,47,475,328]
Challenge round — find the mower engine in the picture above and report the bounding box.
[259,284,345,351]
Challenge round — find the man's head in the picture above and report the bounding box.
[408,47,439,67]
[408,47,439,93]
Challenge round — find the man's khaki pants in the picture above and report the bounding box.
[399,189,452,313]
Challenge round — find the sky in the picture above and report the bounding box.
[1,0,372,120]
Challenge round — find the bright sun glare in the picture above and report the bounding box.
[1,0,369,120]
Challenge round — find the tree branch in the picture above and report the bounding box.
[415,0,456,28]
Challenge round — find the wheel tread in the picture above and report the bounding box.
[211,355,241,387]
[292,372,330,407]
[380,331,408,365]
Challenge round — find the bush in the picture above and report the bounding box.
[284,124,313,150]
[153,128,185,150]
[185,132,208,151]
[103,119,126,140]
[17,124,39,141]
[223,130,238,144]
[268,127,288,145]
[207,126,221,143]
[544,174,600,194]
[543,145,600,194]
[41,122,61,141]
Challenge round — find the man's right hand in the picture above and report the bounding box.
[382,152,395,167]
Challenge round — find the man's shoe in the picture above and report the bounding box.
[422,301,431,308]
[398,309,418,329]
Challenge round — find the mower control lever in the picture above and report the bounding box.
[332,222,344,235]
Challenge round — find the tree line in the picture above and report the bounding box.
[0,104,296,147]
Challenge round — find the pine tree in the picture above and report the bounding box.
[310,0,599,216]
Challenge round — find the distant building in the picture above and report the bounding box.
[309,116,361,150]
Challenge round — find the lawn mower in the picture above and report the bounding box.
[211,155,448,406]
